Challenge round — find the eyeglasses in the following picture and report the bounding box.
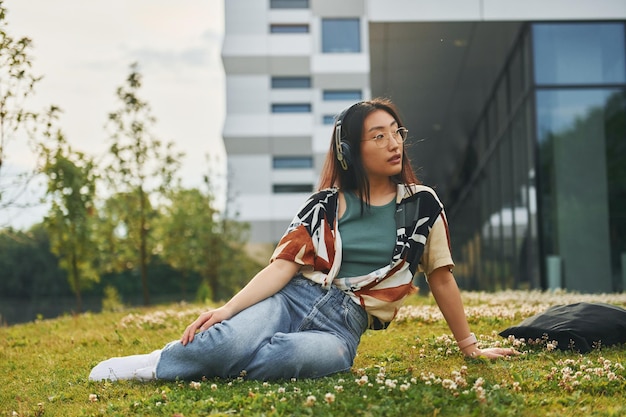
[363,127,409,148]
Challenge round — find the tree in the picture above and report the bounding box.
[156,154,262,302]
[0,224,67,300]
[211,215,261,300]
[102,62,183,305]
[0,1,42,220]
[38,108,99,312]
[160,192,261,302]
[156,186,219,299]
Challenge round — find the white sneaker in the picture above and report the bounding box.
[89,350,161,382]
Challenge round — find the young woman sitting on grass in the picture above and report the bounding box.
[89,98,518,382]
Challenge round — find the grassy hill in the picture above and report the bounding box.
[2,290,626,417]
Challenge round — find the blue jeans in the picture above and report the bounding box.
[155,276,369,381]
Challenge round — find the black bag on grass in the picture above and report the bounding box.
[499,302,626,353]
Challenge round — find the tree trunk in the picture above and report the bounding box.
[139,187,150,305]
[72,251,83,312]
[181,270,188,300]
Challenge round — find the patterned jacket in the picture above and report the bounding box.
[271,183,451,329]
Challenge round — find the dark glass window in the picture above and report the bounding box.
[273,156,313,169]
[321,18,360,53]
[323,90,362,101]
[270,0,309,8]
[533,23,626,85]
[271,77,311,89]
[270,24,309,34]
[271,103,311,113]
[323,115,336,125]
[509,43,524,108]
[535,88,619,292]
[495,76,508,132]
[273,184,313,193]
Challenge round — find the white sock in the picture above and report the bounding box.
[89,349,161,382]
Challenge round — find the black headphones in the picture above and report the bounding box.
[334,102,363,171]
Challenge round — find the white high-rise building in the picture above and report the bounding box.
[222,0,626,293]
[222,0,370,250]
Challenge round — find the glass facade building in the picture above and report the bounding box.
[449,22,626,293]
[223,0,626,293]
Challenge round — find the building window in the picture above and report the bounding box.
[270,0,309,8]
[273,184,313,193]
[273,156,313,169]
[271,76,311,89]
[535,88,620,292]
[322,18,360,53]
[271,103,311,113]
[270,24,309,34]
[323,114,336,125]
[323,90,362,101]
[533,23,626,86]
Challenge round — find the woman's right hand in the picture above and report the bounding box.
[180,306,234,346]
[179,260,300,346]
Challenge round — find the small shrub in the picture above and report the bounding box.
[102,285,124,312]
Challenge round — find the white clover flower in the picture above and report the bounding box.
[441,379,457,391]
[304,395,316,407]
[189,381,201,390]
[325,393,336,404]
[88,394,98,403]
[475,386,486,403]
[210,383,218,391]
[356,375,369,386]
[385,379,397,389]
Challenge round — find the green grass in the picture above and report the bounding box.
[2,291,626,417]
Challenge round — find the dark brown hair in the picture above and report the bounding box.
[317,97,420,206]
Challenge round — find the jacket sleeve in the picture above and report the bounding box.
[418,213,454,276]
[270,189,338,274]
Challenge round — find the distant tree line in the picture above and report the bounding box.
[0,2,263,323]
[0,217,261,314]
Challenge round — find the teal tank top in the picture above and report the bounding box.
[337,191,397,278]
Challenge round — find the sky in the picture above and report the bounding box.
[2,0,226,229]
